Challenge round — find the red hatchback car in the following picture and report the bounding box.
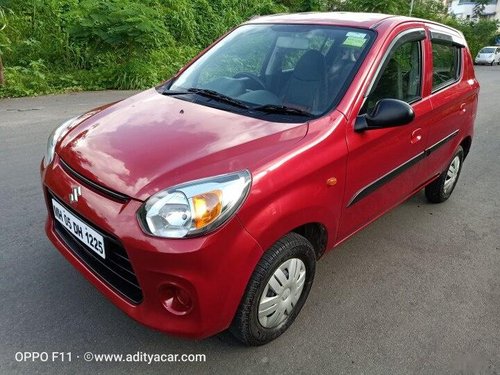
[41,12,479,345]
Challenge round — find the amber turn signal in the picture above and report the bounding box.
[326,177,337,186]
[192,190,223,229]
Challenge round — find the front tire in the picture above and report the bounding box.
[230,232,316,346]
[425,146,464,203]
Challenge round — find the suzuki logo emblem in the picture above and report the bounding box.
[69,186,82,204]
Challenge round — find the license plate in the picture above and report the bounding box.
[52,199,106,259]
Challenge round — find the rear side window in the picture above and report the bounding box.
[432,42,461,91]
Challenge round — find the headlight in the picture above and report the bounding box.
[43,117,78,167]
[138,171,252,238]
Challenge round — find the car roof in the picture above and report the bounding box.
[246,12,460,34]
[244,12,466,46]
[247,12,409,29]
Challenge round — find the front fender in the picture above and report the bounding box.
[237,115,348,253]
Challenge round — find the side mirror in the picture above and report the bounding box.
[355,99,414,132]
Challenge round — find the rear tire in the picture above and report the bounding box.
[230,232,316,346]
[425,146,464,203]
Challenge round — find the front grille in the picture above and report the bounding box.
[48,192,143,304]
[59,158,130,203]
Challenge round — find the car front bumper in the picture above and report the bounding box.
[475,58,494,64]
[41,155,263,339]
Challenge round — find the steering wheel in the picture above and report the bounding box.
[233,72,266,91]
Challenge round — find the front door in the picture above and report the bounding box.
[337,27,432,242]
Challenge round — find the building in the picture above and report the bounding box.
[448,0,500,22]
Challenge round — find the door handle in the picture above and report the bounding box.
[410,128,422,144]
[460,103,467,113]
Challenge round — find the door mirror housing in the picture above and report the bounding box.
[355,99,415,132]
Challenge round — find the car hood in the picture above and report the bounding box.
[58,89,308,201]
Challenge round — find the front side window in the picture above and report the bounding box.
[168,24,374,120]
[432,42,461,91]
[363,38,422,114]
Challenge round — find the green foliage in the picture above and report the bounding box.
[0,5,14,59]
[410,0,447,21]
[162,0,288,48]
[0,6,9,54]
[328,0,499,62]
[0,60,50,96]
[69,1,172,56]
[444,18,499,57]
[0,0,498,98]
[328,0,411,15]
[0,6,11,85]
[0,0,292,97]
[278,0,326,12]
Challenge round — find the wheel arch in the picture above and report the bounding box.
[460,136,472,159]
[290,222,328,260]
[239,203,335,262]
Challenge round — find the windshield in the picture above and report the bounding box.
[169,24,374,120]
[480,47,495,54]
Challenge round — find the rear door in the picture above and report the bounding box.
[420,26,473,181]
[337,26,433,241]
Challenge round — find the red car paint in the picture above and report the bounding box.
[41,13,479,339]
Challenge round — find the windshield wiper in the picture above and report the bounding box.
[162,89,190,96]
[252,104,312,117]
[187,88,249,109]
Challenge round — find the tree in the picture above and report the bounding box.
[450,18,499,56]
[473,0,491,19]
[327,0,410,14]
[0,6,10,86]
[68,0,171,60]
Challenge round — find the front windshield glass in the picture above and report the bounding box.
[480,47,495,54]
[169,24,374,119]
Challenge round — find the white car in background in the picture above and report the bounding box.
[475,46,500,65]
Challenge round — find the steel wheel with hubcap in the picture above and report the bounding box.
[425,145,464,203]
[258,258,306,328]
[443,155,460,195]
[230,232,316,346]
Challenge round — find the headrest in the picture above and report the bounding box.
[293,50,326,81]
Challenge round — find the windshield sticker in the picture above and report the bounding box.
[346,32,367,39]
[342,36,367,48]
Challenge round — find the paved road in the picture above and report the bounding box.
[1,67,499,375]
